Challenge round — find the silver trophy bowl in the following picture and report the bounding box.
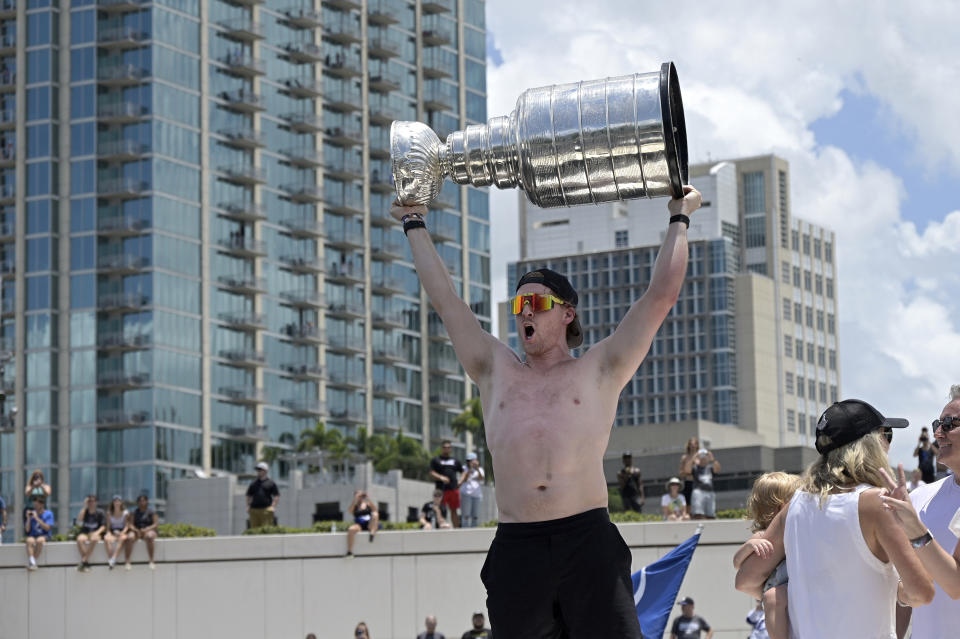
[391,62,688,208]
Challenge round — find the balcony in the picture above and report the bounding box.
[97,0,148,12]
[327,369,366,389]
[283,77,323,98]
[368,67,403,93]
[97,100,147,123]
[283,146,323,168]
[284,41,324,64]
[219,348,266,367]
[219,311,266,330]
[324,192,365,217]
[1,296,13,315]
[98,410,150,429]
[281,322,325,344]
[326,333,365,353]
[223,0,264,7]
[0,70,15,93]
[217,273,267,294]
[218,19,265,42]
[325,301,365,319]
[0,259,13,278]
[428,320,449,341]
[0,414,15,433]
[97,214,149,236]
[98,291,149,311]
[97,253,150,274]
[97,370,151,389]
[429,356,460,375]
[221,54,266,78]
[282,398,326,416]
[367,34,402,59]
[279,289,325,308]
[372,343,405,362]
[98,139,146,161]
[98,26,148,49]
[327,407,365,423]
[0,221,13,241]
[324,124,364,147]
[424,80,457,112]
[430,390,463,408]
[323,0,361,10]
[373,379,406,397]
[324,155,364,180]
[325,227,365,250]
[0,145,14,166]
[217,235,267,257]
[282,8,322,29]
[324,53,362,78]
[281,362,325,381]
[369,169,394,193]
[220,164,267,186]
[220,89,266,113]
[0,0,15,19]
[371,275,404,295]
[280,216,325,238]
[219,128,265,151]
[422,47,457,79]
[223,424,267,441]
[368,0,402,25]
[369,128,391,158]
[422,15,454,46]
[97,64,149,86]
[370,238,406,261]
[219,386,267,405]
[0,33,16,55]
[0,184,13,203]
[368,99,403,125]
[97,331,151,351]
[325,261,364,284]
[372,309,405,328]
[283,183,324,203]
[279,255,324,274]
[421,0,453,14]
[284,112,323,133]
[218,201,266,223]
[0,107,15,130]
[98,177,147,199]
[323,85,362,111]
[322,17,362,44]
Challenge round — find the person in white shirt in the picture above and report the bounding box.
[906,468,926,492]
[736,399,934,638]
[459,452,485,528]
[880,392,960,639]
[661,477,689,521]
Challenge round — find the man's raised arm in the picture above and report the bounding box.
[588,186,701,388]
[390,202,507,382]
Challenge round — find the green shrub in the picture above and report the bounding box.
[716,508,749,520]
[157,523,216,538]
[609,511,662,523]
[243,525,314,535]
[607,488,624,513]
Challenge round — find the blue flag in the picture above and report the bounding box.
[632,531,702,639]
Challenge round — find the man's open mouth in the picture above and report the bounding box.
[523,324,535,340]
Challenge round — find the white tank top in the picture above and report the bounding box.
[784,484,897,639]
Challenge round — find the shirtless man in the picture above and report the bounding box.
[391,184,701,638]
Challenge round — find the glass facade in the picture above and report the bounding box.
[0,0,488,539]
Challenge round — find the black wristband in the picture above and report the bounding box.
[403,218,426,236]
[669,214,690,228]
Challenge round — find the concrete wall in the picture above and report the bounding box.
[0,520,757,639]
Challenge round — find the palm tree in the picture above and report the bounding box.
[452,397,492,483]
[296,421,350,474]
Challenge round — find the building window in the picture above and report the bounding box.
[805,307,813,328]
[795,339,803,360]
[794,302,802,324]
[814,238,822,259]
[815,275,823,295]
[807,343,815,364]
[829,349,837,370]
[819,383,827,403]
[784,334,793,355]
[816,310,825,331]
[787,409,796,431]
[781,261,790,284]
[817,346,826,367]
[614,230,629,248]
[830,385,838,403]
[743,171,766,213]
[827,313,836,335]
[785,372,794,394]
[791,230,799,251]
[798,413,806,434]
[747,263,767,275]
[797,376,805,398]
[826,278,834,299]
[825,241,833,263]
[793,266,800,287]
[809,379,817,399]
[802,234,811,255]
[745,216,766,248]
[804,271,812,291]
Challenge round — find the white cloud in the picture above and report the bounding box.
[483,0,960,466]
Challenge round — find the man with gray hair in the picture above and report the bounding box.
[418,615,446,639]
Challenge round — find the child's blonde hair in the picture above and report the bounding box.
[746,471,802,532]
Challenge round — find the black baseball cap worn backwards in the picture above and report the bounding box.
[516,268,583,348]
[815,399,909,455]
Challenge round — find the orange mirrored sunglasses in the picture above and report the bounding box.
[511,293,567,315]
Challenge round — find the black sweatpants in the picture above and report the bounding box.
[480,508,643,639]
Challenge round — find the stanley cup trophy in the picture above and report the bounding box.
[391,62,688,208]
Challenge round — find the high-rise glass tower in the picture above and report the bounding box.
[0,0,489,538]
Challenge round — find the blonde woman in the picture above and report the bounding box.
[736,399,933,638]
[103,495,130,570]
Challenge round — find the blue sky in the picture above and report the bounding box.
[482,0,960,468]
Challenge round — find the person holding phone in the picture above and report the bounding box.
[690,448,720,520]
[915,427,937,484]
[25,495,53,571]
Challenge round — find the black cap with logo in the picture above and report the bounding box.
[815,399,909,455]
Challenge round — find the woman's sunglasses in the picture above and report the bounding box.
[882,427,893,444]
[511,293,567,315]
